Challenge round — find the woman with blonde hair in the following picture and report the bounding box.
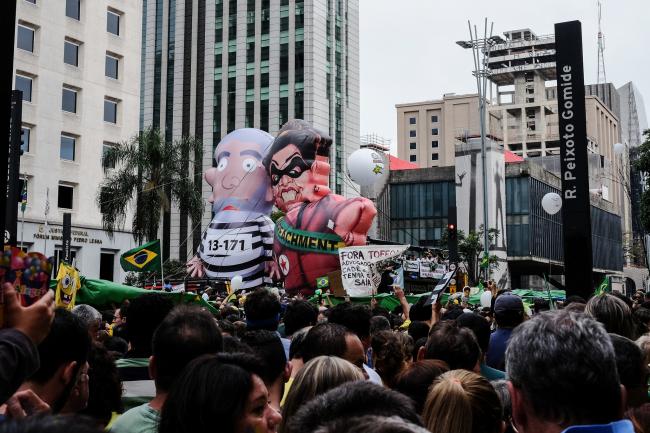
[279,356,364,432]
[422,370,504,433]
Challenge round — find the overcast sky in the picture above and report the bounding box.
[359,0,650,154]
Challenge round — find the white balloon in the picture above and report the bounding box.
[347,148,385,186]
[231,275,244,292]
[613,142,625,156]
[480,290,492,308]
[541,192,562,215]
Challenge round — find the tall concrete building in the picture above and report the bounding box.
[140,0,360,262]
[13,0,140,281]
[395,94,502,168]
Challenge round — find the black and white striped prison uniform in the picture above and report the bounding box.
[198,211,274,289]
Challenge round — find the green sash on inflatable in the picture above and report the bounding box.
[276,218,346,255]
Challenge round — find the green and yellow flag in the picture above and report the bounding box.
[594,276,610,296]
[120,240,162,272]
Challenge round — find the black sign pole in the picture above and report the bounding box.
[6,91,22,246]
[447,205,458,263]
[1,1,18,251]
[62,213,72,264]
[555,21,594,299]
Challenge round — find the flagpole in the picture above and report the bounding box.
[159,237,165,289]
[43,187,50,257]
[19,208,25,250]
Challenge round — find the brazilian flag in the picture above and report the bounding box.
[120,240,162,272]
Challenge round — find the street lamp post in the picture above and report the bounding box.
[457,19,499,281]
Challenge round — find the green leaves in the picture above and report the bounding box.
[96,126,204,245]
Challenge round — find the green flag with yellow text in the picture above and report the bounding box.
[120,240,162,272]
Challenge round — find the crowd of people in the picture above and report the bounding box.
[2,280,650,433]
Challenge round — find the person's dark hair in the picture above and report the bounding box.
[220,305,241,322]
[240,330,287,385]
[440,306,464,322]
[159,352,265,433]
[506,309,622,427]
[222,335,253,354]
[625,403,650,433]
[492,380,516,433]
[409,297,432,322]
[564,295,587,306]
[370,331,408,388]
[31,308,91,385]
[634,308,650,326]
[392,360,449,414]
[216,319,235,336]
[103,336,128,357]
[289,326,311,360]
[312,415,430,433]
[610,333,648,408]
[408,321,430,344]
[262,126,332,173]
[370,316,391,335]
[494,305,524,329]
[152,305,224,391]
[456,312,491,355]
[423,321,480,371]
[283,300,318,336]
[244,288,282,331]
[79,344,123,425]
[125,293,174,357]
[285,381,422,433]
[612,292,634,310]
[533,298,551,314]
[0,414,102,433]
[586,293,638,340]
[413,337,427,361]
[328,303,372,342]
[371,307,393,327]
[301,322,348,362]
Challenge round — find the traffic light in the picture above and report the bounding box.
[447,206,458,262]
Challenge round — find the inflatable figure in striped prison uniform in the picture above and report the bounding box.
[187,128,278,290]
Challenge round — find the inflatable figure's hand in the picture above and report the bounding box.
[186,255,205,278]
[266,259,282,281]
[333,198,378,246]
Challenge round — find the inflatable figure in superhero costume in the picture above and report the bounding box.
[263,120,377,296]
[187,128,276,290]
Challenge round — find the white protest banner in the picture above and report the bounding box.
[339,244,409,297]
[404,260,420,272]
[419,261,436,279]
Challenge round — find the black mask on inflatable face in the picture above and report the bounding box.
[270,155,310,186]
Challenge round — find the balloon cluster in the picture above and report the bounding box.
[0,247,53,304]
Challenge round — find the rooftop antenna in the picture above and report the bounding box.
[596,0,607,85]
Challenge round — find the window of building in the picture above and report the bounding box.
[431,128,439,135]
[17,25,35,52]
[64,40,79,66]
[107,10,120,35]
[24,0,36,4]
[409,142,416,150]
[61,87,77,113]
[431,140,438,148]
[104,98,117,123]
[432,153,439,161]
[409,155,417,162]
[431,115,438,123]
[54,249,77,270]
[102,142,116,168]
[105,54,119,79]
[58,184,74,209]
[21,127,30,153]
[60,134,76,161]
[99,252,115,281]
[15,75,32,102]
[66,0,80,20]
[409,117,416,125]
[409,130,416,138]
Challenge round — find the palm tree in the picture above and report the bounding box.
[97,126,203,245]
